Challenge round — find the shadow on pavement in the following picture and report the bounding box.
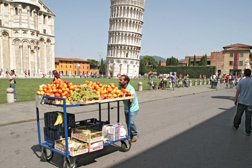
[110,106,252,168]
[31,143,121,167]
[211,96,234,101]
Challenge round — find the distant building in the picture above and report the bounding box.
[0,0,55,77]
[179,56,211,66]
[161,61,166,66]
[106,0,146,78]
[55,57,99,76]
[179,43,252,75]
[211,43,252,75]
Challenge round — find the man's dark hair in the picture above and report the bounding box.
[121,75,130,84]
[244,69,251,77]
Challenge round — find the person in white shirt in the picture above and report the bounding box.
[7,69,18,101]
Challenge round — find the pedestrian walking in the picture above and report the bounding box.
[184,74,188,87]
[7,69,18,101]
[52,70,61,81]
[233,69,252,136]
[172,73,177,91]
[225,75,229,88]
[119,75,139,142]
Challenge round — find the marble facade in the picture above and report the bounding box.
[0,0,55,77]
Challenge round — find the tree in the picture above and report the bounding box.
[199,54,207,66]
[158,60,161,66]
[142,56,158,69]
[139,59,147,75]
[99,58,106,74]
[188,57,191,66]
[166,56,178,65]
[193,55,196,66]
[87,59,99,69]
[166,58,170,65]
[170,56,178,65]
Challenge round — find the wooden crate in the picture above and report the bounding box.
[54,138,88,156]
[88,141,103,153]
[71,127,103,143]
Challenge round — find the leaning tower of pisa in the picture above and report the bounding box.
[106,0,146,78]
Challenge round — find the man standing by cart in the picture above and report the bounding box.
[119,75,139,142]
[233,69,252,136]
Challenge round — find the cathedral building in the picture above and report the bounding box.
[106,0,145,78]
[0,0,55,77]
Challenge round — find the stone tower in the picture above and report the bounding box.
[106,0,145,78]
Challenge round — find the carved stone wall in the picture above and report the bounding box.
[106,0,145,78]
[0,0,55,77]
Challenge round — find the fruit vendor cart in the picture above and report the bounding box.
[35,94,133,168]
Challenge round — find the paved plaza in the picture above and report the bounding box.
[0,84,224,126]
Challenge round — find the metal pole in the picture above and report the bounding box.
[36,107,41,145]
[128,100,131,137]
[117,101,120,123]
[63,98,69,159]
[108,103,110,124]
[99,103,101,121]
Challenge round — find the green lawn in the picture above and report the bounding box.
[0,77,160,104]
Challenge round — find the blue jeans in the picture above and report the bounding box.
[10,84,18,100]
[125,110,139,137]
[233,103,252,133]
[184,80,188,87]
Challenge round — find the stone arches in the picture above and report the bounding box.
[111,3,144,20]
[12,38,21,45]
[2,30,10,37]
[107,0,145,77]
[109,31,141,45]
[110,18,143,33]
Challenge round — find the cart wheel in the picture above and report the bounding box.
[40,147,53,162]
[121,140,131,152]
[63,157,77,168]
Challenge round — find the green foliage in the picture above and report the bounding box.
[157,66,216,78]
[199,54,207,66]
[142,56,158,68]
[193,55,196,66]
[139,59,148,75]
[158,60,161,66]
[166,56,179,65]
[188,57,191,66]
[99,58,106,75]
[87,59,99,69]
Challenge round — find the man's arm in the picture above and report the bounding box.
[6,72,11,81]
[234,89,240,105]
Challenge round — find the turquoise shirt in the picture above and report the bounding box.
[119,84,139,112]
[236,78,252,106]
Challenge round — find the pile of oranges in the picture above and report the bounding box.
[36,79,79,99]
[85,81,131,100]
[36,79,131,104]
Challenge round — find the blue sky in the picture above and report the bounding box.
[42,0,252,61]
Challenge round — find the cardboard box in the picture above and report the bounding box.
[54,138,88,156]
[72,126,103,143]
[88,141,103,152]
